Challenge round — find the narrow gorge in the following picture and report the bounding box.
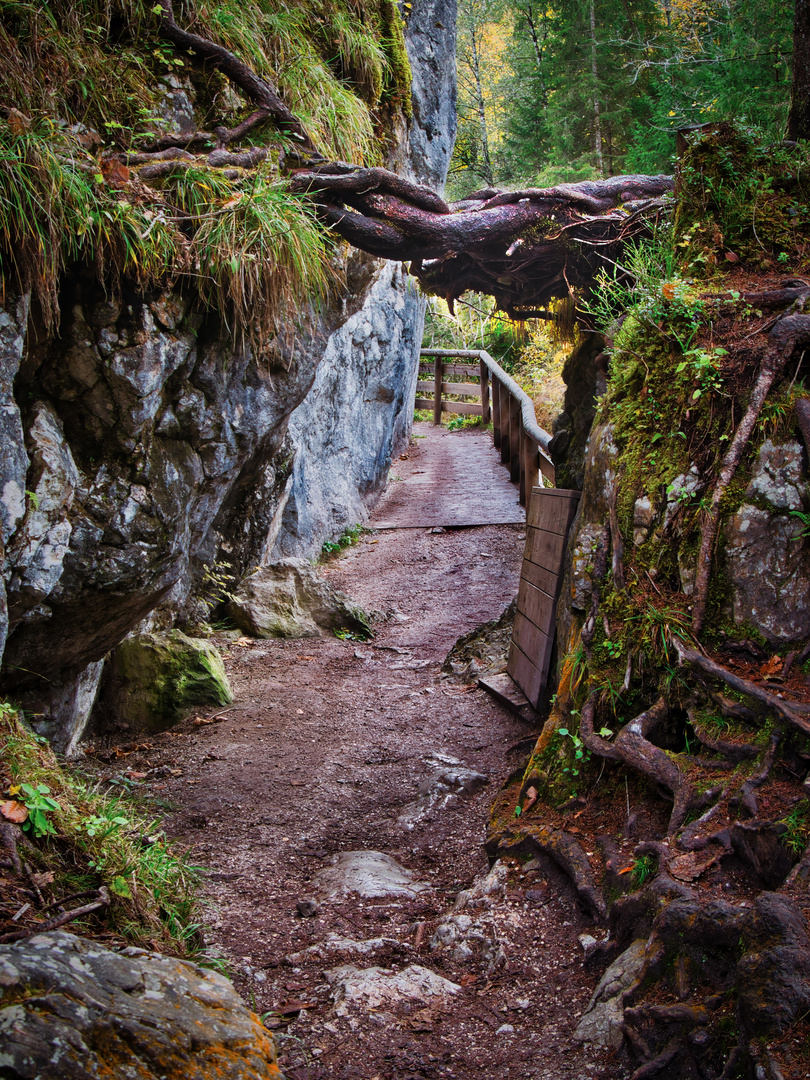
[1,2,809,1080]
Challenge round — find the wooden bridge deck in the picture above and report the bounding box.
[371,421,525,529]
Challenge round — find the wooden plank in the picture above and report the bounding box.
[440,401,483,416]
[524,525,568,573]
[491,377,501,448]
[527,489,581,534]
[477,671,539,723]
[521,558,560,597]
[516,576,557,632]
[522,435,539,505]
[440,381,481,396]
[507,640,544,708]
[512,610,550,665]
[419,362,481,375]
[415,397,435,410]
[499,381,510,464]
[433,356,442,425]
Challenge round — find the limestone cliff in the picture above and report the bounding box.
[0,0,456,751]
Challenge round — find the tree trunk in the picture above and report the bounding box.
[788,0,810,140]
[590,0,604,176]
[470,27,495,186]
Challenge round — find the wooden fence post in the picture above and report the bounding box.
[433,357,442,425]
[479,358,491,425]
[492,377,501,448]
[508,393,520,482]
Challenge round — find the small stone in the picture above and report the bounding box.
[296,898,321,918]
[495,1023,515,1035]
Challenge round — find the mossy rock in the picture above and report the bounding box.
[226,560,372,640]
[104,630,233,732]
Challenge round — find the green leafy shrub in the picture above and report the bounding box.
[0,703,201,952]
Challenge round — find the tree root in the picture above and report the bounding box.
[126,1,676,313]
[688,709,758,763]
[580,694,694,835]
[692,308,810,635]
[672,639,810,737]
[153,0,315,152]
[739,732,781,818]
[489,823,606,920]
[0,822,22,874]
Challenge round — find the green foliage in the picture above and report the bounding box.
[789,510,810,541]
[0,117,179,326]
[1,703,201,951]
[193,172,334,351]
[0,0,411,340]
[320,523,368,559]
[631,853,657,888]
[779,801,809,858]
[422,294,528,368]
[675,125,810,271]
[451,0,793,188]
[18,782,60,838]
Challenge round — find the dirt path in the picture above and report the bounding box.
[135,430,622,1079]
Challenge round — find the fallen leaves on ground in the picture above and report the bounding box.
[0,800,28,824]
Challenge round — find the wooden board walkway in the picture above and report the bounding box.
[371,422,525,529]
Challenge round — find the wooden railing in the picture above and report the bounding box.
[417,348,555,501]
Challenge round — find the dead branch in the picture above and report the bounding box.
[0,887,110,944]
[691,310,810,635]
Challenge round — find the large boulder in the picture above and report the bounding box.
[100,629,233,732]
[0,931,284,1079]
[227,560,372,639]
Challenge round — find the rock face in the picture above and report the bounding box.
[573,938,647,1048]
[227,560,371,640]
[0,931,284,1079]
[723,439,810,642]
[0,0,456,750]
[98,629,233,732]
[274,0,457,558]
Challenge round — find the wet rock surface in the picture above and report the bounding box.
[0,931,283,1079]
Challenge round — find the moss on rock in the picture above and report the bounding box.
[103,629,233,732]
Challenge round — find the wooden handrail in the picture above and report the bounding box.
[419,348,555,500]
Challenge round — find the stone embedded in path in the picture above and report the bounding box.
[324,963,460,1012]
[397,751,488,830]
[284,933,409,964]
[0,931,283,1079]
[227,559,371,639]
[314,850,431,900]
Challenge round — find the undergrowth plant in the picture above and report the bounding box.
[0,703,201,953]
